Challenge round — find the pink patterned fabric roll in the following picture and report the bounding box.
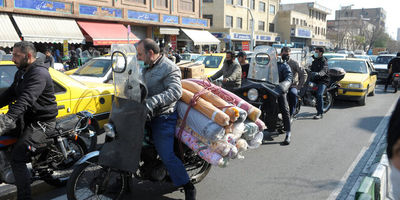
[188,79,261,121]
[175,129,228,167]
[255,119,267,131]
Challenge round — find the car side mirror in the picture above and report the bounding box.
[370,71,378,76]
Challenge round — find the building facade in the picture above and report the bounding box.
[397,28,400,41]
[276,2,331,49]
[334,7,386,27]
[0,0,215,52]
[202,0,280,51]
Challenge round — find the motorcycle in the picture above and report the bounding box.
[392,72,400,93]
[0,111,93,186]
[293,67,346,116]
[67,44,211,200]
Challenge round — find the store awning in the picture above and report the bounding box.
[77,21,139,46]
[12,14,84,44]
[0,13,21,47]
[181,29,220,46]
[160,27,180,35]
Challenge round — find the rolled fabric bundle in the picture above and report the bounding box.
[255,119,267,131]
[248,132,264,149]
[175,128,228,167]
[242,121,259,141]
[177,120,238,158]
[235,139,248,160]
[182,80,239,122]
[189,79,261,121]
[181,88,230,127]
[236,107,248,123]
[232,122,245,140]
[177,101,225,142]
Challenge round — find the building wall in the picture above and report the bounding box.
[335,8,386,26]
[397,28,400,41]
[0,0,208,29]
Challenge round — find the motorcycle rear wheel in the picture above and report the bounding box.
[183,150,212,184]
[322,92,333,113]
[67,158,127,200]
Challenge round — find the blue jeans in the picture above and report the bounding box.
[287,87,298,116]
[150,111,190,186]
[316,84,327,115]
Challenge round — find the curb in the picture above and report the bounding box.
[0,181,54,199]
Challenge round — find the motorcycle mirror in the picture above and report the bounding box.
[111,51,127,73]
[255,53,270,66]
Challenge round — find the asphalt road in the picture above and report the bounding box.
[2,85,399,200]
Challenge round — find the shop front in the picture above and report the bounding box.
[178,29,220,53]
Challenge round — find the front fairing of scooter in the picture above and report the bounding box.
[247,46,279,84]
[98,44,147,173]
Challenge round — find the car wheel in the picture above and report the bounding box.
[368,85,375,96]
[358,87,367,106]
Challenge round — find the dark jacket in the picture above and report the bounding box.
[0,60,58,122]
[210,60,242,90]
[286,58,307,89]
[310,56,329,84]
[388,57,400,73]
[277,62,293,93]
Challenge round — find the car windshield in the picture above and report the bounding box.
[73,59,112,77]
[375,56,394,64]
[194,55,223,68]
[181,54,191,60]
[328,60,367,74]
[0,65,17,94]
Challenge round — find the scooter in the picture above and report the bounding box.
[392,72,400,93]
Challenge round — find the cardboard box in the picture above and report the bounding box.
[178,61,205,79]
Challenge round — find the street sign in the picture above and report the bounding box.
[242,41,250,51]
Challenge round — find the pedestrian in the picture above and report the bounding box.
[387,98,400,200]
[44,49,55,68]
[0,41,58,200]
[237,51,249,79]
[310,47,329,119]
[136,38,196,200]
[280,47,308,117]
[209,51,242,91]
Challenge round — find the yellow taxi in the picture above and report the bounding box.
[328,58,378,106]
[193,53,226,77]
[0,61,114,129]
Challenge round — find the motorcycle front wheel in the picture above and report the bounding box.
[322,92,333,113]
[67,158,127,200]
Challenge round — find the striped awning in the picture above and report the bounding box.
[0,13,21,47]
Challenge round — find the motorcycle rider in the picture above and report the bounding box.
[237,51,249,79]
[209,51,242,90]
[0,41,58,200]
[310,47,329,119]
[264,56,293,145]
[136,38,196,200]
[384,52,400,92]
[280,47,307,117]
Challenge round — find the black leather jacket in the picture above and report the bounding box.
[277,61,293,93]
[310,56,330,84]
[388,57,400,74]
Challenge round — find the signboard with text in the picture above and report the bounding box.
[170,35,177,50]
[15,0,72,14]
[182,17,208,27]
[163,15,179,24]
[79,4,122,18]
[233,33,251,40]
[242,41,250,51]
[296,28,312,38]
[0,0,3,7]
[128,10,159,22]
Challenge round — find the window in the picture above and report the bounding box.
[180,0,195,12]
[296,18,299,25]
[203,15,213,26]
[292,18,295,25]
[53,81,66,94]
[269,4,275,14]
[250,0,255,9]
[237,0,243,6]
[226,0,233,5]
[125,0,146,4]
[315,26,317,34]
[226,15,233,28]
[0,65,17,94]
[155,0,168,8]
[309,9,312,17]
[258,21,265,31]
[203,0,213,2]
[237,17,242,29]
[259,2,265,12]
[269,23,275,32]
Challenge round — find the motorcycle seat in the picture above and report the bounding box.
[55,114,80,133]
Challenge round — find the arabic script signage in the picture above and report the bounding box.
[128,10,159,22]
[296,28,312,38]
[182,17,208,27]
[0,0,4,7]
[256,35,272,41]
[163,15,179,24]
[79,4,122,18]
[233,33,251,40]
[14,0,72,14]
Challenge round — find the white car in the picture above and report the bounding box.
[374,54,396,80]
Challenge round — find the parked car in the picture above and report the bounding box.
[328,58,378,106]
[180,53,201,62]
[369,55,378,63]
[373,54,396,80]
[193,53,226,77]
[0,61,114,129]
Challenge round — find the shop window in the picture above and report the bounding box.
[180,0,195,12]
[269,4,275,14]
[259,2,265,12]
[237,17,242,29]
[155,0,168,8]
[269,23,275,32]
[258,21,265,31]
[203,15,213,26]
[226,15,233,28]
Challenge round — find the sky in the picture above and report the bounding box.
[280,0,400,39]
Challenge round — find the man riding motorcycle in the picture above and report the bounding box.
[137,38,196,200]
[280,47,307,117]
[0,41,58,200]
[264,54,293,145]
[384,52,400,92]
[309,47,329,119]
[209,51,242,91]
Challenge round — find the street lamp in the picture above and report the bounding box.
[234,4,255,51]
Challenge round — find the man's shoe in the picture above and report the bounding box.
[313,114,323,120]
[185,187,196,200]
[282,132,291,145]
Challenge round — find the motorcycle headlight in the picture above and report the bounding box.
[308,82,316,87]
[348,83,362,88]
[104,123,115,138]
[248,89,259,101]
